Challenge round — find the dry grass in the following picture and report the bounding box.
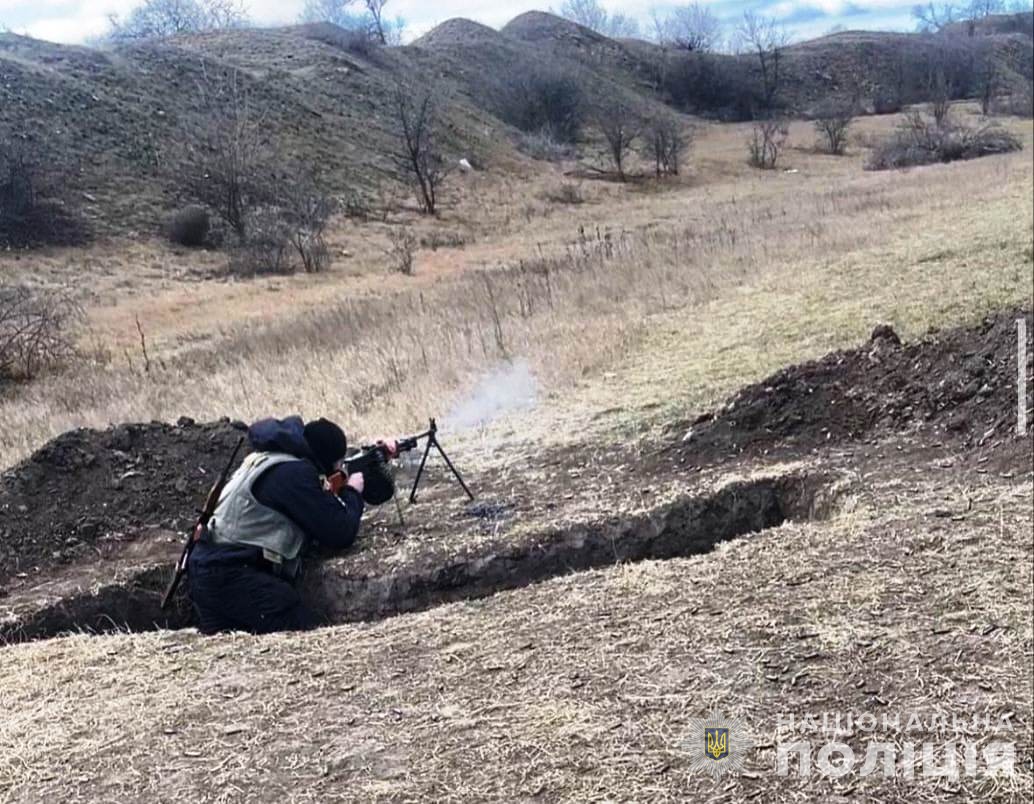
[1,110,1031,469]
[0,458,1029,802]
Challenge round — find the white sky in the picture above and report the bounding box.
[0,1,953,45]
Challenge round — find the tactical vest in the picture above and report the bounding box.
[206,451,310,563]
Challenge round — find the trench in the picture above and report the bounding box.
[1,472,844,643]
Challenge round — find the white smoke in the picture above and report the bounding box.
[446,360,538,431]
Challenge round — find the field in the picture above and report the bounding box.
[1,99,1033,802]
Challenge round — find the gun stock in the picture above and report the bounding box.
[160,437,245,610]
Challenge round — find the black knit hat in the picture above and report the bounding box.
[303,418,348,474]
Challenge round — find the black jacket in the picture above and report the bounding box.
[190,416,363,569]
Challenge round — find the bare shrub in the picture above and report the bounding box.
[866,110,1023,170]
[179,67,273,243]
[516,130,578,162]
[281,170,334,273]
[106,0,249,42]
[645,114,689,176]
[386,227,416,275]
[991,81,1034,118]
[653,3,723,52]
[0,286,83,382]
[542,183,585,205]
[735,11,789,112]
[0,138,87,249]
[167,205,210,247]
[497,62,585,144]
[595,101,642,181]
[227,208,293,275]
[747,117,788,169]
[390,82,450,215]
[420,230,468,250]
[812,100,854,155]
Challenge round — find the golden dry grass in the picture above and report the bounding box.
[0,107,1032,802]
[0,456,1029,802]
[1,108,1031,469]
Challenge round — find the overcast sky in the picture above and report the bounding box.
[0,1,998,46]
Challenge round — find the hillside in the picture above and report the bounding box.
[1,11,1032,238]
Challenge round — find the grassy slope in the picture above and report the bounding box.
[0,114,1032,801]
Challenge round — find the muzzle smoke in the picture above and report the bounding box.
[446,359,537,430]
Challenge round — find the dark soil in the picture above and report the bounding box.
[0,417,248,584]
[670,309,1033,466]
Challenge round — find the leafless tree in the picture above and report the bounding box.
[390,83,450,215]
[557,0,641,37]
[0,285,83,382]
[301,0,403,44]
[180,67,272,241]
[652,3,722,52]
[1,136,86,248]
[978,56,1000,114]
[911,3,959,32]
[645,114,689,176]
[812,99,855,155]
[596,101,642,180]
[747,117,788,169]
[735,11,790,112]
[928,66,954,125]
[106,0,248,42]
[966,0,1006,17]
[281,169,335,273]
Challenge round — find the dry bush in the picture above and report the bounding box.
[866,110,1023,170]
[420,230,468,250]
[812,100,854,156]
[542,183,585,205]
[390,82,450,215]
[281,171,334,273]
[0,138,87,249]
[595,102,642,181]
[645,114,689,177]
[747,117,788,169]
[167,206,210,247]
[496,61,585,145]
[991,82,1034,118]
[0,286,83,382]
[386,227,416,275]
[106,0,249,41]
[516,131,578,162]
[179,67,274,242]
[227,208,293,275]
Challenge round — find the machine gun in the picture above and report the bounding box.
[160,436,245,610]
[334,418,474,506]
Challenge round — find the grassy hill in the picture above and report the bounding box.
[1,10,1031,239]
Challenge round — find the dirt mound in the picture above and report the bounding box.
[0,418,247,583]
[676,309,1033,462]
[414,18,504,49]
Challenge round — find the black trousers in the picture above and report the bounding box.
[187,551,320,635]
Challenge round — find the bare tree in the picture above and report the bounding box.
[645,114,689,176]
[978,56,1000,114]
[1,136,86,248]
[966,0,1006,17]
[911,3,959,31]
[596,101,642,180]
[390,83,450,215]
[928,66,954,125]
[281,168,334,273]
[812,100,854,155]
[300,0,362,27]
[0,285,82,382]
[747,117,788,169]
[180,67,272,241]
[653,3,722,52]
[557,0,641,37]
[106,0,248,41]
[735,11,790,112]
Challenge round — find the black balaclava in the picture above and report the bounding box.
[303,418,348,475]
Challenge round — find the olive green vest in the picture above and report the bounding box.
[206,451,310,563]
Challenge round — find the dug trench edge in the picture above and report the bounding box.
[1,471,847,643]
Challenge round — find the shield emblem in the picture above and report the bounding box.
[705,727,729,761]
